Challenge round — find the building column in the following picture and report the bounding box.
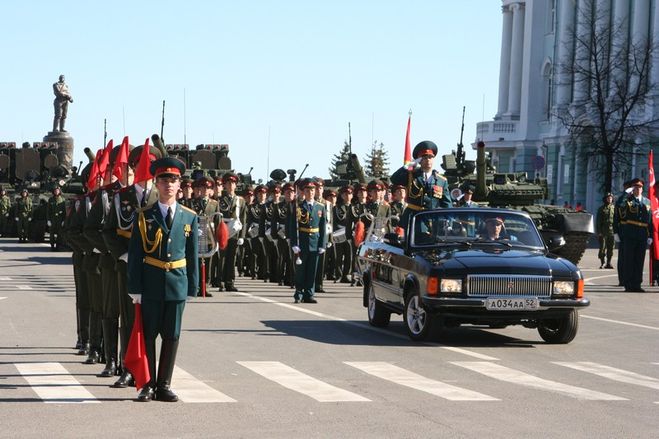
[572,0,593,104]
[652,0,659,91]
[593,0,611,100]
[609,0,630,98]
[554,0,576,108]
[505,2,525,117]
[630,0,650,93]
[496,5,514,118]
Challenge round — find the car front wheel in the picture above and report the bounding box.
[404,292,437,341]
[537,309,579,344]
[367,282,391,327]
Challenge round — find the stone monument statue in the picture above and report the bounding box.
[52,74,73,132]
[44,74,75,172]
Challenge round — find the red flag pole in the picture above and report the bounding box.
[403,110,412,164]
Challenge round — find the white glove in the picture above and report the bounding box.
[237,238,244,246]
[318,248,325,255]
[614,234,620,243]
[14,217,18,221]
[292,245,301,254]
[28,217,32,222]
[326,242,332,248]
[119,252,128,263]
[648,238,653,246]
[129,294,142,304]
[47,220,52,227]
[406,157,422,170]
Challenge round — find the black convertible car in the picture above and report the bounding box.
[358,208,589,344]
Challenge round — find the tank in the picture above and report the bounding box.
[440,140,594,265]
[324,153,367,191]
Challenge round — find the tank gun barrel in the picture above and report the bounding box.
[349,154,366,183]
[151,134,168,158]
[84,147,95,163]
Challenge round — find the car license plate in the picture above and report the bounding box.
[485,297,539,310]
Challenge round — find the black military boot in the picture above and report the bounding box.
[605,258,613,269]
[137,339,157,402]
[155,339,179,402]
[112,370,134,388]
[77,309,91,355]
[85,312,102,364]
[99,319,118,377]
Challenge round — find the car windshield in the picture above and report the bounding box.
[410,210,545,248]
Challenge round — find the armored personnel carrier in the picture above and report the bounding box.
[440,140,594,265]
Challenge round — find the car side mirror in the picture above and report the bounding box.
[545,234,566,251]
[384,232,404,247]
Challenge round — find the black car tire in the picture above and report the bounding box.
[404,292,438,341]
[366,282,391,327]
[537,309,579,344]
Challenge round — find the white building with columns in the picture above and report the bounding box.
[475,0,659,213]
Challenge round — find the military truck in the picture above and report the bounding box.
[440,140,594,265]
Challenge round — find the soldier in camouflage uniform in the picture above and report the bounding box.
[596,192,615,269]
[0,187,10,237]
[15,188,33,242]
[46,186,66,249]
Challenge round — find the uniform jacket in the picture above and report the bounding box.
[16,196,33,218]
[219,193,247,240]
[596,203,615,235]
[334,201,357,238]
[390,166,452,210]
[127,202,199,300]
[46,195,66,226]
[0,195,11,217]
[247,202,267,237]
[290,200,327,252]
[615,194,653,241]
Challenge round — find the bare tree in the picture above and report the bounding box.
[554,0,659,194]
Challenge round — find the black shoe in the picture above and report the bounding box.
[294,297,300,303]
[302,298,318,304]
[225,285,238,292]
[155,385,179,402]
[112,371,134,388]
[137,386,155,402]
[340,277,350,283]
[98,360,117,377]
[605,264,613,269]
[84,350,100,364]
[315,288,326,293]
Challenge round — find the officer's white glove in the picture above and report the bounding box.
[318,248,325,255]
[237,238,244,246]
[47,220,52,227]
[648,238,653,246]
[327,242,332,248]
[28,217,32,222]
[292,245,301,254]
[119,252,128,263]
[14,217,18,221]
[129,294,142,304]
[405,157,422,171]
[614,233,620,243]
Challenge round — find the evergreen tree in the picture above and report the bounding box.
[364,141,390,179]
[329,140,352,179]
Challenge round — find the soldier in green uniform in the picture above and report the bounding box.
[15,188,33,242]
[103,143,159,388]
[596,192,615,269]
[290,178,327,303]
[127,157,199,402]
[192,176,220,297]
[217,172,246,292]
[389,141,453,229]
[0,187,10,237]
[615,179,653,292]
[46,186,66,249]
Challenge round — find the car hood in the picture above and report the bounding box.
[418,248,577,277]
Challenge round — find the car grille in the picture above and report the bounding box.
[467,275,552,297]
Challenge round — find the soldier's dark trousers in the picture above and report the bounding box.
[85,268,103,363]
[100,260,119,375]
[335,241,353,281]
[210,252,221,287]
[277,238,291,285]
[73,253,90,351]
[314,251,326,292]
[617,239,626,286]
[622,238,647,290]
[294,251,319,300]
[598,234,614,265]
[249,237,268,280]
[266,238,280,283]
[221,239,239,288]
[116,261,134,375]
[142,300,186,390]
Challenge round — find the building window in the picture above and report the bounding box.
[543,62,553,119]
[548,0,556,33]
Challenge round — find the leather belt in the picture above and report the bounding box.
[144,256,186,271]
[299,227,319,233]
[405,204,424,211]
[116,228,132,238]
[625,220,648,228]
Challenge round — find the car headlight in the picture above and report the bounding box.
[440,279,462,294]
[553,281,575,296]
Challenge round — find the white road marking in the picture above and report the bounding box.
[172,366,236,403]
[581,315,659,331]
[0,297,6,300]
[234,291,499,361]
[451,361,626,401]
[0,276,11,280]
[15,362,99,403]
[238,361,370,402]
[345,361,498,401]
[583,274,618,282]
[554,362,659,390]
[16,285,32,290]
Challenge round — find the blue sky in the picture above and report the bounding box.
[2,0,501,182]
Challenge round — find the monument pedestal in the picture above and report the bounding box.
[43,131,74,173]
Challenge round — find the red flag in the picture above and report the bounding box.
[354,219,365,247]
[648,151,659,281]
[134,138,154,184]
[216,221,229,250]
[403,113,412,164]
[113,136,130,181]
[124,303,151,390]
[86,148,104,190]
[98,139,113,182]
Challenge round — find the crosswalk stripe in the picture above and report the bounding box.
[345,361,498,401]
[238,361,370,402]
[0,276,11,280]
[15,362,99,403]
[16,285,32,290]
[172,366,236,403]
[451,361,627,401]
[554,362,659,390]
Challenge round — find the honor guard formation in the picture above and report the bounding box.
[0,133,646,402]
